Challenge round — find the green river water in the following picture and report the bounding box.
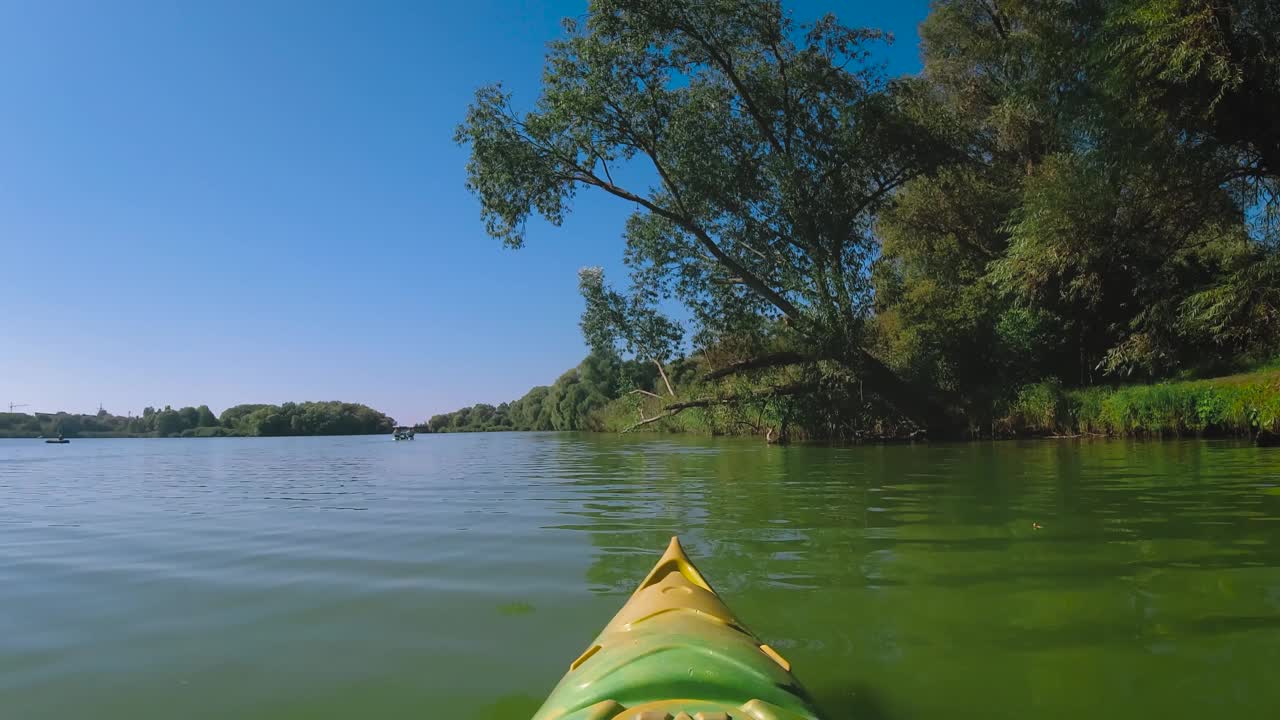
[2,434,1279,719]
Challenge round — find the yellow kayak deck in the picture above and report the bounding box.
[531,537,823,720]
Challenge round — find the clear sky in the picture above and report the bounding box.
[1,0,930,424]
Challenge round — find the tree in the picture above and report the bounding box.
[196,405,218,427]
[218,402,393,436]
[579,267,681,396]
[512,386,553,430]
[443,0,1280,439]
[1102,0,1280,359]
[52,413,81,436]
[427,352,641,433]
[457,0,953,429]
[876,0,1277,401]
[219,404,271,432]
[1104,0,1280,181]
[154,407,184,436]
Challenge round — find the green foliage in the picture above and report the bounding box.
[997,365,1280,437]
[578,267,681,375]
[154,406,186,436]
[871,0,1280,426]
[218,402,394,437]
[196,405,218,427]
[1103,0,1280,180]
[441,0,1280,440]
[458,0,953,426]
[0,412,45,436]
[216,404,270,430]
[0,410,138,437]
[0,402,394,438]
[428,351,655,433]
[188,426,235,438]
[1000,381,1068,435]
[1180,250,1280,354]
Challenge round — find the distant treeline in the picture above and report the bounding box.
[0,401,395,438]
[426,352,659,432]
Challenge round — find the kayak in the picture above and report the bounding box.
[532,537,823,720]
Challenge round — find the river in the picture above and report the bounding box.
[2,434,1278,719]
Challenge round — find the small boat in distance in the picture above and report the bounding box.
[393,426,415,441]
[45,434,70,444]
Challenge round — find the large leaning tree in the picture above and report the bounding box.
[456,0,952,430]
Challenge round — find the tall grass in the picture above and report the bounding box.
[1000,368,1280,437]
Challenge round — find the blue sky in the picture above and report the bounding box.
[1,0,930,424]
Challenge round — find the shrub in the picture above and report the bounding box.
[1000,380,1068,434]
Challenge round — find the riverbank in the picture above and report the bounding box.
[425,354,1280,443]
[605,366,1280,443]
[1000,364,1280,440]
[591,359,1280,443]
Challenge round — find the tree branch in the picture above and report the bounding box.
[623,382,814,432]
[981,1,1011,41]
[675,12,787,157]
[765,32,794,153]
[652,358,676,397]
[569,170,805,321]
[702,350,814,381]
[592,81,809,327]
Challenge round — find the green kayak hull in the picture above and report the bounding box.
[531,537,823,720]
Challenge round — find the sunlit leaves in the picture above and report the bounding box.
[457,0,940,371]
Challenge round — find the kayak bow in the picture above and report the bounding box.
[532,537,823,720]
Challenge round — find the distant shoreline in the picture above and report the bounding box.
[0,401,399,440]
[0,431,395,440]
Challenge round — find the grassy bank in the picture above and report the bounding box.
[425,351,1280,442]
[594,360,1280,442]
[999,363,1280,438]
